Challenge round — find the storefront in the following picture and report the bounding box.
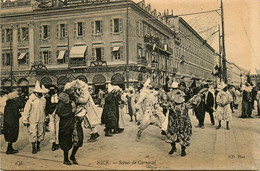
[18,78,29,96]
[92,74,106,94]
[111,73,125,90]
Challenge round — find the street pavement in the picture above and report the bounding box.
[1,104,260,170]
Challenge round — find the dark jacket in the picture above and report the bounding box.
[3,99,21,142]
[205,91,214,113]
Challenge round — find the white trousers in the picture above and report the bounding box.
[49,114,59,144]
[27,122,45,143]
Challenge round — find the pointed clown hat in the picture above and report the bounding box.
[143,78,151,88]
[220,82,227,90]
[41,84,49,94]
[33,81,43,93]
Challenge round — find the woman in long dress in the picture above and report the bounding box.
[3,91,21,154]
[56,92,83,165]
[167,87,207,156]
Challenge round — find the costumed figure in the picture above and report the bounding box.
[65,80,101,142]
[256,89,260,116]
[193,83,206,129]
[101,84,119,136]
[115,86,127,133]
[3,91,21,154]
[166,86,207,156]
[241,82,253,118]
[0,90,8,134]
[127,86,137,122]
[136,78,165,139]
[215,82,233,130]
[45,85,60,151]
[205,83,215,125]
[22,81,46,154]
[56,91,81,165]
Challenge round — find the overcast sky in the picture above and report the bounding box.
[133,0,260,71]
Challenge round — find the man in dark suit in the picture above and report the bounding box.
[205,83,215,125]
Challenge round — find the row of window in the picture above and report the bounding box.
[39,18,122,39]
[2,27,29,43]
[2,52,29,66]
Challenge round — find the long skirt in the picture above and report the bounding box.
[167,109,192,147]
[59,116,74,151]
[72,117,83,147]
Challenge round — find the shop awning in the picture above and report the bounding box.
[18,53,26,60]
[69,45,87,58]
[57,50,65,60]
[112,46,120,52]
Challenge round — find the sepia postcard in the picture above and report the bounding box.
[0,0,260,170]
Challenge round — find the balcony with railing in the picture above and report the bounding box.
[144,35,173,54]
[69,58,86,67]
[1,0,31,8]
[137,57,148,66]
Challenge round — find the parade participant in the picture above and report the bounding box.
[166,87,207,157]
[101,84,119,137]
[42,85,50,132]
[47,86,60,151]
[228,85,236,113]
[193,83,206,129]
[116,87,127,133]
[3,91,21,154]
[215,82,233,130]
[22,81,46,154]
[56,91,81,165]
[136,79,165,139]
[127,87,137,122]
[256,88,260,116]
[67,80,100,142]
[241,82,253,118]
[0,90,8,134]
[205,83,215,125]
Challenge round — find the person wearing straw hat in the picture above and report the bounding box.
[215,82,233,130]
[3,91,21,154]
[22,81,46,154]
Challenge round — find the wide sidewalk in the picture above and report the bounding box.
[0,105,260,170]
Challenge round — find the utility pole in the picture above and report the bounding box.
[126,0,129,89]
[67,36,70,69]
[221,0,227,83]
[10,32,13,91]
[218,25,222,82]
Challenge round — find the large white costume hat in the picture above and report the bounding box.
[41,84,49,94]
[143,78,151,88]
[220,82,227,90]
[171,82,178,88]
[33,81,43,93]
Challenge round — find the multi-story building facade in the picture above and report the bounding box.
[0,0,217,94]
[249,69,260,88]
[165,14,216,86]
[226,61,242,86]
